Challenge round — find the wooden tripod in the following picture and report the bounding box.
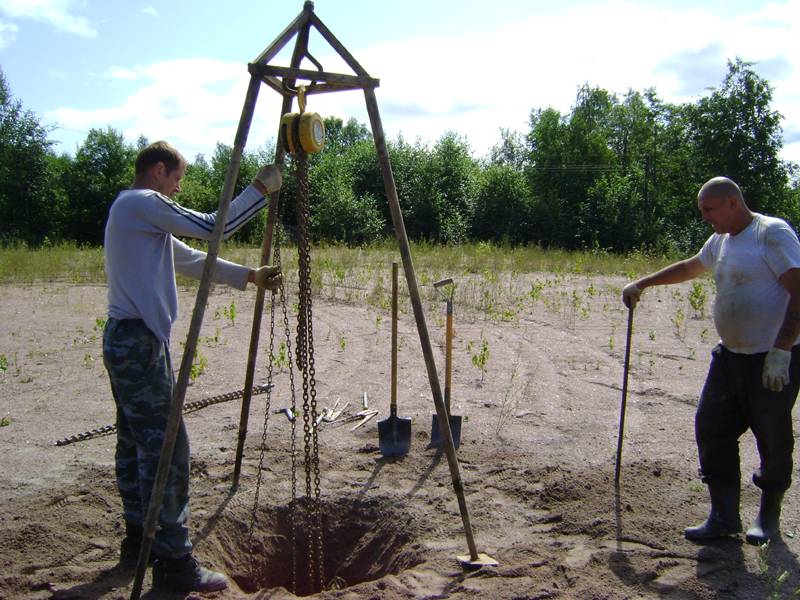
[131,2,495,597]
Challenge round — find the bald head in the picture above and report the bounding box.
[697,176,753,235]
[698,176,745,206]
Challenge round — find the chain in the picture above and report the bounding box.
[295,149,324,593]
[54,385,271,447]
[247,285,277,543]
[276,236,300,595]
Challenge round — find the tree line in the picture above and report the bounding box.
[1,59,798,254]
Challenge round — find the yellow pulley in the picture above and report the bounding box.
[280,86,325,155]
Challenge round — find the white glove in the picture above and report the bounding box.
[622,282,642,308]
[763,347,792,392]
[253,164,283,194]
[253,265,282,291]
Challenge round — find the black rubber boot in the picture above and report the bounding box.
[684,482,742,542]
[745,490,784,546]
[118,523,143,566]
[152,554,228,592]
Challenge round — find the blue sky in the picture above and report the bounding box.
[1,0,799,164]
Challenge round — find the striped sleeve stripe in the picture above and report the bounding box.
[223,197,267,235]
[158,196,215,233]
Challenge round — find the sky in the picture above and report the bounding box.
[0,0,799,165]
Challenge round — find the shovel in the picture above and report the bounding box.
[378,262,412,457]
[430,278,462,449]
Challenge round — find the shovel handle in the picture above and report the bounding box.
[391,261,398,418]
[614,305,635,483]
[445,298,453,415]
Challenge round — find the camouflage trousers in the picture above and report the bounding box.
[102,318,192,559]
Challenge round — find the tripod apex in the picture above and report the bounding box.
[304,1,314,11]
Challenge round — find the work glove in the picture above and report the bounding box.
[621,282,642,309]
[253,164,283,194]
[763,347,792,392]
[253,265,282,291]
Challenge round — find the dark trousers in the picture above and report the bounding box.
[103,318,193,559]
[696,344,800,492]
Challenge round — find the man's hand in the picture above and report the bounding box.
[763,347,792,392]
[621,282,642,309]
[252,164,283,195]
[251,265,282,291]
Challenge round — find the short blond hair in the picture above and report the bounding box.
[135,141,186,176]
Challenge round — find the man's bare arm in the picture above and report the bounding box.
[774,268,800,350]
[636,256,707,290]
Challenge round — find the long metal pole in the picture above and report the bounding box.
[614,306,635,483]
[363,86,479,561]
[129,75,262,600]
[231,16,311,491]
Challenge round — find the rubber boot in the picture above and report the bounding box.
[684,482,742,541]
[152,554,228,592]
[119,523,143,566]
[745,490,784,546]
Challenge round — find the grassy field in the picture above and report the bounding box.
[0,240,678,285]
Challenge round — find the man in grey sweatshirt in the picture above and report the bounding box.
[103,140,282,592]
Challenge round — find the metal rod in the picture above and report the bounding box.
[231,13,311,491]
[130,74,262,599]
[364,86,479,561]
[614,306,635,483]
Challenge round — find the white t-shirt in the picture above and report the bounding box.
[104,185,266,343]
[697,213,800,354]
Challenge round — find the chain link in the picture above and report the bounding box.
[295,150,325,592]
[247,149,324,595]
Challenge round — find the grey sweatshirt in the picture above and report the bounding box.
[104,185,266,343]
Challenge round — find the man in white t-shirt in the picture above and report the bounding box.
[622,176,800,546]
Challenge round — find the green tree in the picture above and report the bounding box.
[473,164,533,244]
[430,132,479,243]
[0,69,56,245]
[62,127,136,244]
[685,58,790,219]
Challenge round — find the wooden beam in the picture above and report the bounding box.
[253,3,311,65]
[249,63,379,89]
[130,74,263,600]
[231,4,313,491]
[309,12,371,78]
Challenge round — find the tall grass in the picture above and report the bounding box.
[0,240,677,285]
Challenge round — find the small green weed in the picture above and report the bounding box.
[471,337,490,384]
[0,354,7,373]
[0,416,10,427]
[758,541,800,599]
[688,281,707,318]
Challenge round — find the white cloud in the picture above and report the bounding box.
[41,0,800,164]
[105,66,140,81]
[0,18,17,49]
[0,0,96,37]
[46,58,285,159]
[142,5,158,18]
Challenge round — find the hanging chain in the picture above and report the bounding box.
[243,195,302,594]
[247,285,277,543]
[295,149,324,593]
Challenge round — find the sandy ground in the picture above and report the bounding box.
[1,271,799,599]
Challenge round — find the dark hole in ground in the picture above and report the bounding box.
[226,495,426,596]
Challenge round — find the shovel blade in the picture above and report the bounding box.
[429,414,462,450]
[378,415,412,457]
